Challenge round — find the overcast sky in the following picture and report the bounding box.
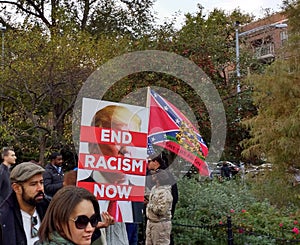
[153,0,285,27]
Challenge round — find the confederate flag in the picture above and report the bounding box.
[147,89,210,176]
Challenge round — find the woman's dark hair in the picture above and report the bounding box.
[151,153,168,169]
[38,186,100,242]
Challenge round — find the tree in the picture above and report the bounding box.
[170,6,256,162]
[0,25,132,163]
[241,59,300,165]
[0,0,155,35]
[241,0,300,168]
[0,0,156,163]
[240,0,300,205]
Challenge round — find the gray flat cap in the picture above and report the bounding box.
[10,162,45,183]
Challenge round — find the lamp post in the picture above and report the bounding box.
[235,21,241,122]
[0,24,6,123]
[238,23,288,37]
[0,25,6,69]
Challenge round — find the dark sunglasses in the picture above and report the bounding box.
[70,213,100,229]
[31,216,38,238]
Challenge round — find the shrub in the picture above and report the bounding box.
[172,177,300,244]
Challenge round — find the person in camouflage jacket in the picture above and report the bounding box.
[146,169,173,245]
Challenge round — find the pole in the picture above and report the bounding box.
[235,21,241,122]
[0,25,6,69]
[227,215,234,245]
[0,25,6,123]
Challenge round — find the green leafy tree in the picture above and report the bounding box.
[169,6,256,162]
[0,0,155,162]
[0,25,132,162]
[241,0,300,205]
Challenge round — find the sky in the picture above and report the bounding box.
[153,0,285,27]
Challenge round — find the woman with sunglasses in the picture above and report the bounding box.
[35,186,111,245]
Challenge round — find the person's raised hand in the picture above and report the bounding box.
[96,211,115,229]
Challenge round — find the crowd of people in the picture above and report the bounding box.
[0,146,178,245]
[0,151,115,245]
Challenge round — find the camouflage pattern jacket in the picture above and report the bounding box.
[146,185,173,222]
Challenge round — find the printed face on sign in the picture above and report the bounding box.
[90,127,133,157]
[88,105,141,184]
[89,105,141,157]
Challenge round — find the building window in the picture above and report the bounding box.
[280,30,288,45]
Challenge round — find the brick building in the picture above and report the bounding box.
[239,12,288,63]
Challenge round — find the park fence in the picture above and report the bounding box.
[170,216,300,245]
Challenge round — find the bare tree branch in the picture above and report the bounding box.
[25,0,52,27]
[0,0,51,28]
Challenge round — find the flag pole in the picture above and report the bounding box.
[146,86,152,157]
[146,86,151,108]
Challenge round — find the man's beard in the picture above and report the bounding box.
[21,187,44,206]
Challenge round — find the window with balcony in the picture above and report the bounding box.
[250,36,275,61]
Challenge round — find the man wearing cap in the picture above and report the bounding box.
[43,152,64,198]
[0,162,49,245]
